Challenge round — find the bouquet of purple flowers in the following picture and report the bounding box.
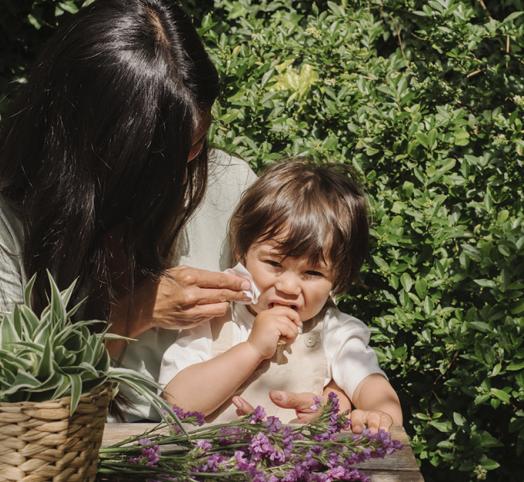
[97,393,402,481]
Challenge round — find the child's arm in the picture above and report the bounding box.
[350,373,403,432]
[163,305,301,415]
[323,307,402,432]
[163,341,264,415]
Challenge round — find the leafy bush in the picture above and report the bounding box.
[204,1,524,480]
[1,0,523,480]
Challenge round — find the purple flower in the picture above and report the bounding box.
[281,425,298,458]
[198,453,225,473]
[249,432,274,460]
[310,395,322,411]
[195,439,212,451]
[127,438,160,467]
[325,467,370,481]
[171,405,205,426]
[265,415,283,433]
[218,426,249,445]
[250,405,267,424]
[234,450,265,479]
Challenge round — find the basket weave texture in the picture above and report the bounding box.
[0,383,112,482]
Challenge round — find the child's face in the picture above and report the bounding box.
[244,240,334,321]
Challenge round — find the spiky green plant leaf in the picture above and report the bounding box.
[0,273,180,424]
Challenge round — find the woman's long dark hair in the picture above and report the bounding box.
[0,0,219,319]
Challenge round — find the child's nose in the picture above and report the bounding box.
[275,273,300,296]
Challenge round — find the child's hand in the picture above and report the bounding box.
[350,409,393,434]
[247,306,302,359]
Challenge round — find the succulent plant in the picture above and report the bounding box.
[0,272,173,419]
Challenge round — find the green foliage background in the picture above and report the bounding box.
[1,0,523,480]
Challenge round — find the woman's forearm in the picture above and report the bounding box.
[106,292,154,359]
[163,342,264,416]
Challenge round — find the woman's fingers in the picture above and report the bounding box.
[162,267,251,306]
[149,266,253,329]
[157,303,229,330]
[191,287,251,305]
[167,266,250,291]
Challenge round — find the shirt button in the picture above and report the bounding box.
[304,333,318,348]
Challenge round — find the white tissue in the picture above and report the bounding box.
[225,262,261,305]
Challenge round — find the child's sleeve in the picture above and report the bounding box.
[322,306,386,400]
[158,321,213,388]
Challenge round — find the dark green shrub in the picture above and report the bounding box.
[202,1,524,480]
[1,0,523,480]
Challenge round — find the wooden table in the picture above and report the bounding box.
[102,424,423,481]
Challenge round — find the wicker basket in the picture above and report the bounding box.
[0,383,112,482]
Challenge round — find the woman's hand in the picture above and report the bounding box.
[144,266,252,330]
[108,266,251,358]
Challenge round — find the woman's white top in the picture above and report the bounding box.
[0,149,257,421]
[116,150,258,420]
[0,195,26,313]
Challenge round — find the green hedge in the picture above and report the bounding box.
[1,1,524,480]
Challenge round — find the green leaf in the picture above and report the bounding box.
[469,321,490,333]
[453,412,465,427]
[429,420,451,433]
[502,11,524,24]
[67,373,82,416]
[510,300,524,315]
[1,371,40,396]
[23,274,37,307]
[480,456,500,470]
[453,129,470,146]
[19,305,40,335]
[36,337,54,379]
[415,278,428,298]
[490,388,511,404]
[1,307,20,346]
[27,14,41,30]
[59,1,79,14]
[507,361,524,371]
[372,255,389,272]
[474,279,496,288]
[47,271,67,327]
[424,296,434,315]
[400,273,413,292]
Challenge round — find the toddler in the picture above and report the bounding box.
[160,160,402,428]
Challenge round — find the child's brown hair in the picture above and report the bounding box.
[229,159,369,294]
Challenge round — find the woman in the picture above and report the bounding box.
[0,0,385,429]
[0,0,253,419]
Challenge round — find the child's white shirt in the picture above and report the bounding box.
[159,302,386,405]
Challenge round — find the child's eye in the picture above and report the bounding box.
[305,270,324,278]
[264,259,281,268]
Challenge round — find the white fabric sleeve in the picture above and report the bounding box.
[158,321,213,388]
[0,199,25,314]
[322,306,386,400]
